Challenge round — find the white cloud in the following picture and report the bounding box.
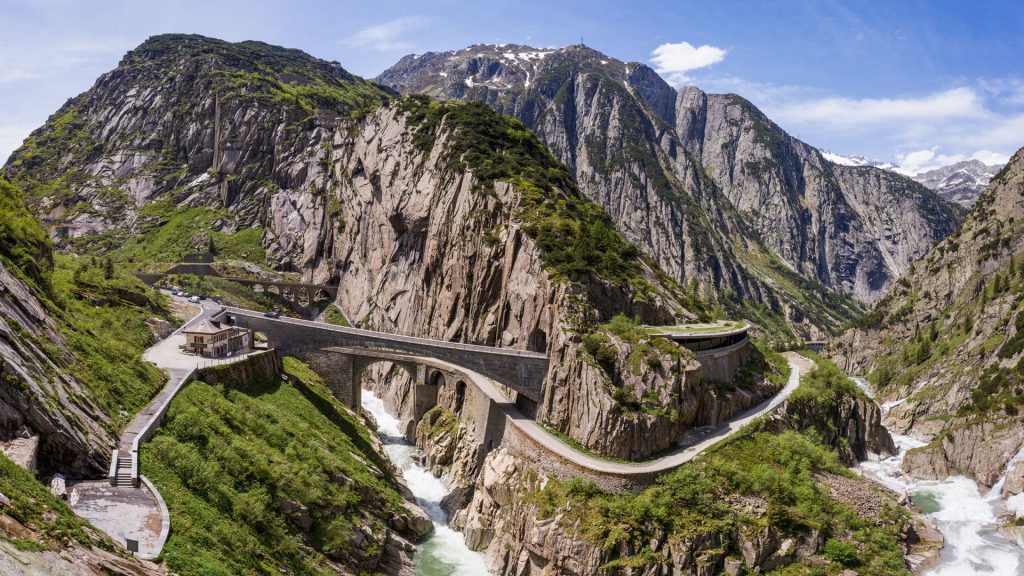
[972,149,1012,165]
[650,41,726,86]
[893,148,1010,175]
[341,16,430,53]
[772,87,984,127]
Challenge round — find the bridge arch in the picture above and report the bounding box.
[453,379,467,414]
[351,356,419,392]
[428,369,446,388]
[218,307,550,403]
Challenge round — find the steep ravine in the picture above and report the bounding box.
[835,147,1024,524]
[362,389,488,575]
[857,377,1024,575]
[367,356,934,575]
[4,34,789,462]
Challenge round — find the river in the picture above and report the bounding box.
[854,377,1024,575]
[362,389,490,575]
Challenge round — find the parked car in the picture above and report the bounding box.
[188,295,201,304]
[264,309,280,318]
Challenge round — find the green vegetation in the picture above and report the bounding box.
[83,198,269,270]
[580,315,788,419]
[527,350,905,574]
[4,103,98,205]
[581,314,690,415]
[0,177,52,286]
[48,255,169,430]
[734,243,864,341]
[961,360,1024,416]
[528,430,909,575]
[729,340,792,391]
[322,304,351,327]
[397,95,705,310]
[0,454,121,554]
[864,246,1024,422]
[0,177,172,437]
[132,34,392,119]
[790,353,865,408]
[142,357,405,575]
[582,314,689,377]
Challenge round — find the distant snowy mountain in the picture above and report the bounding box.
[912,160,1003,206]
[820,151,1002,206]
[820,150,906,174]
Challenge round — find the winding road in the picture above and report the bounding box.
[375,350,812,476]
[140,298,813,479]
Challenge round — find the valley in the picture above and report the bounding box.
[0,19,1020,576]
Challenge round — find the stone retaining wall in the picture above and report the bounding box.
[695,337,751,382]
[197,351,280,389]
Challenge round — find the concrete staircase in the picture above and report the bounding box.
[113,451,134,487]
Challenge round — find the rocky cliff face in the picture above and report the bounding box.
[766,388,897,466]
[835,147,1024,500]
[3,34,786,461]
[378,44,961,336]
[0,261,115,476]
[0,179,115,476]
[675,88,960,303]
[409,369,923,576]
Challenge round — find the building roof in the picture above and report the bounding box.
[183,319,230,335]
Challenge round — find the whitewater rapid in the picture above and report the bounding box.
[362,389,490,576]
[854,378,1024,575]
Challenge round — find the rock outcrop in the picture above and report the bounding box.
[3,34,787,461]
[378,44,962,337]
[835,147,1024,499]
[766,391,897,466]
[0,225,115,476]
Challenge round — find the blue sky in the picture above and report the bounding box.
[2,0,1022,173]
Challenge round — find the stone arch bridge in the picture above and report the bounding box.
[136,271,337,314]
[214,307,550,416]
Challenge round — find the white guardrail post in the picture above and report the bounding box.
[109,449,118,486]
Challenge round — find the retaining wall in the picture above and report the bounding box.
[197,351,281,389]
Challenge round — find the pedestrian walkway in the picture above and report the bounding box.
[71,295,232,559]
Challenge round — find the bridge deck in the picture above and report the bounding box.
[216,307,549,402]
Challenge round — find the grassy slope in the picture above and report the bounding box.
[142,357,405,576]
[47,256,169,431]
[0,454,120,554]
[1,176,170,434]
[398,95,707,316]
[527,358,908,576]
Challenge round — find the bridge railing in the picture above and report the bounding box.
[218,307,549,360]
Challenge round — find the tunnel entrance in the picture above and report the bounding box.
[528,328,547,353]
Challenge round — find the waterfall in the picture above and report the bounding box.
[362,389,490,575]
